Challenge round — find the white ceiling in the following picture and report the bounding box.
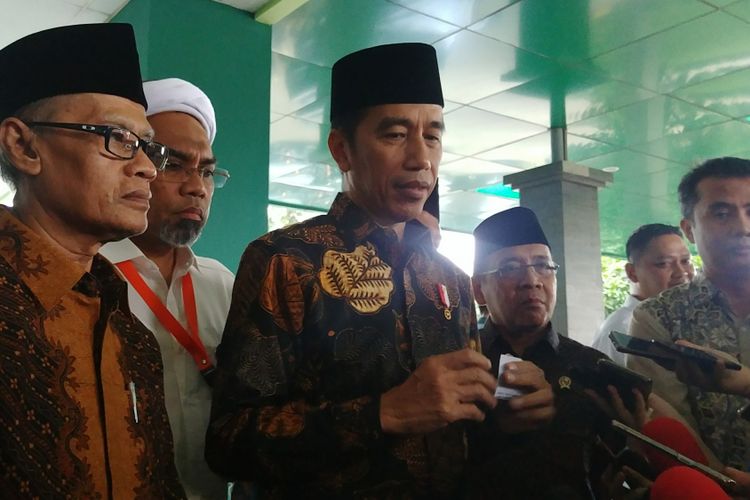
[0,0,130,49]
[0,0,270,50]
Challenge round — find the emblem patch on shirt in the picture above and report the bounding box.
[319,243,393,314]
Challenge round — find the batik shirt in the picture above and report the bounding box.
[207,193,478,499]
[628,274,750,468]
[0,207,185,499]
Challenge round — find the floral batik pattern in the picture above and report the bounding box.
[208,193,477,498]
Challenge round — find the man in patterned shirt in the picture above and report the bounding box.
[628,157,750,469]
[0,24,184,498]
[207,43,549,498]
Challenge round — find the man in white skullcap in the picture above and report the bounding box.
[100,77,233,499]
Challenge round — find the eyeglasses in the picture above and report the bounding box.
[26,122,169,171]
[160,157,230,189]
[479,261,560,280]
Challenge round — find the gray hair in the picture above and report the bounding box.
[0,147,18,190]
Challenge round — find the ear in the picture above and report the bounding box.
[680,218,695,244]
[328,129,352,173]
[472,276,486,306]
[0,118,42,176]
[624,262,638,284]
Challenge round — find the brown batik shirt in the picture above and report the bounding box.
[0,207,185,499]
[207,193,478,499]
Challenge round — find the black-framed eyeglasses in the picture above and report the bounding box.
[26,122,169,171]
[161,157,231,189]
[479,261,560,280]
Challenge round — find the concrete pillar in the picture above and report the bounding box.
[504,161,612,344]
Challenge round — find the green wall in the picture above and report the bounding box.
[114,0,271,272]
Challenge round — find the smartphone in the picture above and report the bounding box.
[608,331,741,372]
[611,420,737,490]
[569,359,652,412]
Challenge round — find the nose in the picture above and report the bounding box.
[180,168,209,199]
[740,210,750,236]
[672,261,692,280]
[130,151,157,181]
[405,134,432,171]
[518,265,543,288]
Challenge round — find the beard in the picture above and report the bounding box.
[159,218,204,247]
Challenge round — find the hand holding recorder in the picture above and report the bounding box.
[609,331,741,372]
[672,339,750,398]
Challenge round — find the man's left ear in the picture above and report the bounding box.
[680,218,696,244]
[625,262,639,284]
[328,129,351,173]
[472,277,486,306]
[0,118,42,176]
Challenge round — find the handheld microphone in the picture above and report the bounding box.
[650,466,730,500]
[640,417,707,474]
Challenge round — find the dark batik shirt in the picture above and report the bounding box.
[628,274,750,468]
[0,207,185,499]
[468,321,615,500]
[207,193,478,499]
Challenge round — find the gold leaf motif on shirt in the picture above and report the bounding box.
[319,244,393,314]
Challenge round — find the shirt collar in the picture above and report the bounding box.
[484,320,560,355]
[99,237,199,275]
[623,294,641,308]
[328,192,434,249]
[695,272,736,314]
[0,206,126,312]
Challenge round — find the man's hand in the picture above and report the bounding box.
[379,349,497,434]
[600,464,652,500]
[585,386,649,430]
[673,340,750,397]
[724,466,750,498]
[492,360,555,434]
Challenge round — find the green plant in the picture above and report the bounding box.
[601,255,630,316]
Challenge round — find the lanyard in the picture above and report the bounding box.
[116,260,214,374]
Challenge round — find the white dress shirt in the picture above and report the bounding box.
[100,238,234,499]
[591,294,641,367]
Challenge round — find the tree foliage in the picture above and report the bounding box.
[601,255,630,316]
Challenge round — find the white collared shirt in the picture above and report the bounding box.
[591,294,641,366]
[100,238,234,499]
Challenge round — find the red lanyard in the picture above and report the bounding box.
[116,260,213,373]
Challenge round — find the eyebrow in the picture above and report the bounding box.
[707,201,735,210]
[375,116,446,132]
[168,147,217,166]
[103,113,154,140]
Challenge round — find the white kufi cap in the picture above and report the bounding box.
[143,78,216,144]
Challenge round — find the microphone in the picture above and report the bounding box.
[640,417,707,474]
[650,466,730,500]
